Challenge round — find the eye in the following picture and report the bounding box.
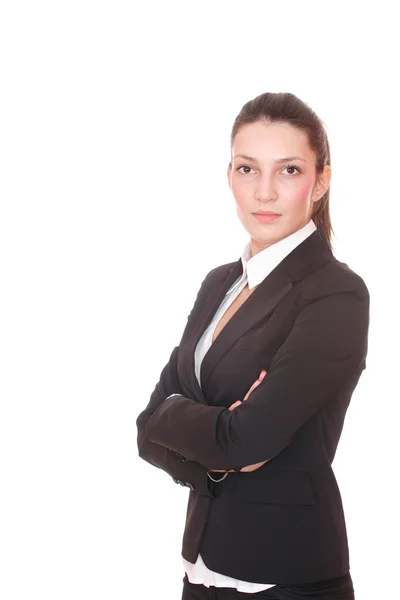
[282,164,301,176]
[236,165,256,175]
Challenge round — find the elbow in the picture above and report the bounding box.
[137,415,150,456]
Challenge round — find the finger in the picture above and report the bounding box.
[249,377,262,392]
[243,370,268,402]
[243,379,261,401]
[243,371,268,402]
[228,400,242,411]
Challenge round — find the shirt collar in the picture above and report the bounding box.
[227,219,317,294]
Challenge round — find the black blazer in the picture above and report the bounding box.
[136,227,370,585]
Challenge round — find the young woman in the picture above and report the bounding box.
[136,92,370,599]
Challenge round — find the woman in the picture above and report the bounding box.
[136,92,370,599]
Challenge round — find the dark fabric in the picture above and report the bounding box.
[181,572,355,600]
[137,227,370,584]
[136,345,215,499]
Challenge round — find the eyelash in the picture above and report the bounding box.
[236,164,302,176]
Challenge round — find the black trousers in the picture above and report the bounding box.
[181,572,355,600]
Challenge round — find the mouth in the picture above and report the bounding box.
[253,212,281,223]
[253,211,280,216]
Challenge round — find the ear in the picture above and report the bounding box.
[227,162,232,189]
[311,164,332,203]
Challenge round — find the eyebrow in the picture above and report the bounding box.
[233,154,308,164]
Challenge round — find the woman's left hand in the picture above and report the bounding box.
[208,460,267,473]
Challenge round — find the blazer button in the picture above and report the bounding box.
[173,451,188,462]
[186,482,195,490]
[173,477,183,485]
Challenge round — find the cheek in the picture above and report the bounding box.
[292,183,312,204]
[231,181,248,207]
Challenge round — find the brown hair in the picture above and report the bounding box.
[230,92,334,250]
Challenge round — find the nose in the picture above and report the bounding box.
[255,171,278,202]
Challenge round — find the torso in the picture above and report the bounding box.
[212,284,258,344]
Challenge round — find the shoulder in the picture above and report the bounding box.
[184,261,237,324]
[297,256,370,307]
[198,260,237,287]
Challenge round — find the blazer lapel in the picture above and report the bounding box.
[200,267,293,398]
[183,260,243,403]
[184,228,333,404]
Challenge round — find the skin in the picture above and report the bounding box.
[228,120,331,257]
[208,120,332,474]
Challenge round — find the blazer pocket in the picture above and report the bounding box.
[234,470,316,506]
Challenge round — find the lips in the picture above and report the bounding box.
[253,212,281,223]
[254,211,280,216]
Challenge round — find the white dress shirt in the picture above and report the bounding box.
[181,219,317,592]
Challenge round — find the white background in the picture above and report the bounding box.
[1,2,398,599]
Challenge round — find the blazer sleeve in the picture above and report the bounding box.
[135,257,230,498]
[136,345,218,497]
[144,279,370,472]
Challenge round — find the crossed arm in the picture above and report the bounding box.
[136,346,220,497]
[144,288,370,472]
[136,345,267,498]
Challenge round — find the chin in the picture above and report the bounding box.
[250,222,291,243]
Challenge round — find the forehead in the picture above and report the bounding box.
[233,121,314,161]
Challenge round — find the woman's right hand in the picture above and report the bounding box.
[209,370,269,473]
